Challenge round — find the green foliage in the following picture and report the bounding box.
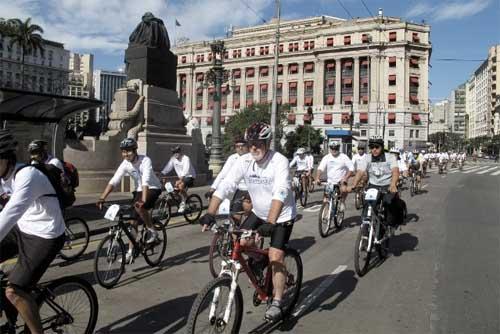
[283,124,324,158]
[428,132,465,151]
[465,134,500,155]
[222,103,289,155]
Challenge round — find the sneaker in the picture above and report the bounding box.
[178,201,186,213]
[119,251,133,264]
[265,299,283,322]
[146,229,158,244]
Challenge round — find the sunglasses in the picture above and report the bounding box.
[369,145,382,149]
[235,143,247,148]
[248,140,266,148]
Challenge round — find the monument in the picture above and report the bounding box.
[64,13,208,192]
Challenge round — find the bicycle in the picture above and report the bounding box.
[354,187,395,277]
[354,185,365,210]
[153,182,203,224]
[409,170,417,197]
[291,172,308,207]
[187,227,302,333]
[59,216,90,261]
[308,174,315,193]
[0,268,98,334]
[93,204,167,289]
[318,182,344,238]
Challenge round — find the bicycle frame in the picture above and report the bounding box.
[362,195,388,252]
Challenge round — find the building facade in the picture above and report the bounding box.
[93,69,126,124]
[448,83,466,135]
[489,46,500,135]
[0,36,70,94]
[174,13,431,149]
[429,100,450,135]
[68,53,94,129]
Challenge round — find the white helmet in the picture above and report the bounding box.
[389,147,400,154]
[296,148,306,155]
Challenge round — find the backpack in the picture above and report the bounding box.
[62,161,79,189]
[16,163,76,210]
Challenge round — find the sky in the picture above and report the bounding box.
[2,0,499,101]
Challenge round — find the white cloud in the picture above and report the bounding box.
[406,0,493,21]
[0,0,274,53]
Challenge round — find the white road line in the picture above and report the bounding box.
[422,184,428,189]
[492,169,500,176]
[476,167,498,174]
[303,204,323,213]
[463,166,491,174]
[448,170,459,174]
[292,265,347,318]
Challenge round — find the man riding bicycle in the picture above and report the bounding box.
[315,141,354,213]
[97,138,162,263]
[289,148,311,195]
[27,139,64,172]
[161,146,196,213]
[200,122,296,322]
[0,130,65,334]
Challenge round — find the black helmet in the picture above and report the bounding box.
[171,145,181,153]
[0,129,18,155]
[119,138,138,151]
[28,139,48,153]
[244,122,272,142]
[234,136,247,145]
[358,142,366,149]
[368,136,384,147]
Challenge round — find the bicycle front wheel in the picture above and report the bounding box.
[153,197,171,224]
[186,276,243,334]
[143,220,167,267]
[299,183,308,207]
[318,202,332,238]
[184,194,203,223]
[280,248,303,317]
[93,234,126,289]
[36,276,98,334]
[59,217,90,261]
[354,223,371,277]
[209,231,233,278]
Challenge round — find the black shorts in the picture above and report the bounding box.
[230,190,250,213]
[182,176,195,188]
[132,188,162,210]
[240,212,294,251]
[0,226,64,288]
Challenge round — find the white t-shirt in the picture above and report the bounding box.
[45,155,64,172]
[398,160,408,173]
[306,154,314,170]
[317,153,354,184]
[109,155,162,192]
[0,163,25,196]
[352,153,367,171]
[211,153,247,191]
[161,155,196,178]
[214,151,296,223]
[289,155,309,171]
[0,166,65,241]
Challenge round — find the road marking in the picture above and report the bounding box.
[422,184,428,189]
[476,167,498,175]
[292,265,347,318]
[463,166,490,174]
[492,170,500,176]
[448,170,459,174]
[303,204,323,213]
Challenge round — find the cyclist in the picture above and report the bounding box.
[97,138,162,262]
[289,148,310,196]
[315,141,354,213]
[305,148,315,186]
[27,139,64,172]
[206,137,249,215]
[352,142,367,174]
[390,148,408,190]
[0,129,65,334]
[161,146,196,213]
[349,136,403,227]
[200,122,296,322]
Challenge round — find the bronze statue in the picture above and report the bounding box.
[129,12,170,50]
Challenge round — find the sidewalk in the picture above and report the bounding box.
[67,185,212,236]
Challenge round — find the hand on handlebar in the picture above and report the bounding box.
[96,199,105,210]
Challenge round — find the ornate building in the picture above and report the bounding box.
[174,13,431,149]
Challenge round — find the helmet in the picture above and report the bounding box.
[358,142,366,149]
[389,147,400,154]
[119,138,138,151]
[244,122,272,141]
[421,150,425,153]
[368,136,384,147]
[171,145,182,153]
[0,129,18,155]
[329,140,341,149]
[297,148,306,155]
[234,136,247,145]
[28,139,48,153]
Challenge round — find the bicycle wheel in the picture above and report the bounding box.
[186,276,243,334]
[318,202,332,238]
[184,194,203,223]
[376,224,390,259]
[93,234,126,289]
[36,276,98,334]
[143,220,167,267]
[333,198,344,229]
[354,223,372,277]
[280,248,303,317]
[308,177,315,193]
[153,197,171,224]
[209,231,233,278]
[299,180,308,207]
[410,179,415,197]
[355,192,362,210]
[59,217,90,261]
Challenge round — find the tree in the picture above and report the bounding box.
[284,125,324,158]
[222,103,288,155]
[0,18,15,37]
[429,131,465,151]
[7,18,44,90]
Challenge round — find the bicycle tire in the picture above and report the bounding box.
[93,234,126,289]
[183,194,203,223]
[153,197,171,224]
[186,276,243,334]
[280,248,303,317]
[355,192,362,210]
[143,220,167,267]
[299,180,308,207]
[308,177,315,193]
[354,224,371,277]
[333,198,343,229]
[59,217,90,261]
[34,276,99,334]
[208,231,233,278]
[318,202,331,238]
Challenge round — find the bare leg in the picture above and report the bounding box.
[6,286,43,334]
[268,248,286,301]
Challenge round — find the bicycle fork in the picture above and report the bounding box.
[209,263,241,324]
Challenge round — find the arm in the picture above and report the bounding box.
[342,156,355,184]
[180,156,191,179]
[211,155,236,190]
[289,156,297,168]
[161,158,174,176]
[315,156,326,183]
[390,167,400,193]
[102,161,126,202]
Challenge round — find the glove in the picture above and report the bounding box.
[257,223,275,237]
[205,189,215,199]
[96,199,105,210]
[199,213,216,228]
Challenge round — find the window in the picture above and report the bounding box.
[246,48,255,56]
[279,44,284,53]
[276,83,283,104]
[412,33,420,43]
[324,113,332,125]
[388,93,396,105]
[233,69,241,79]
[410,56,419,68]
[304,62,314,73]
[246,84,254,107]
[361,130,367,136]
[341,112,351,124]
[389,74,396,86]
[362,34,370,43]
[359,112,368,124]
[388,112,396,124]
[233,86,241,108]
[410,94,419,105]
[389,31,397,42]
[181,56,187,63]
[410,129,414,138]
[415,130,420,138]
[389,130,395,137]
[233,49,242,58]
[246,67,255,78]
[304,81,314,106]
[260,66,269,77]
[288,63,298,74]
[303,40,315,50]
[260,84,268,103]
[389,56,397,67]
[289,82,297,106]
[277,64,283,75]
[326,37,334,47]
[344,35,351,45]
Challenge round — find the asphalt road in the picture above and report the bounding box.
[2,161,499,334]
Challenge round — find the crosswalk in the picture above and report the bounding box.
[428,163,500,177]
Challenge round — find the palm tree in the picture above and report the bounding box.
[7,18,44,90]
[0,17,15,37]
